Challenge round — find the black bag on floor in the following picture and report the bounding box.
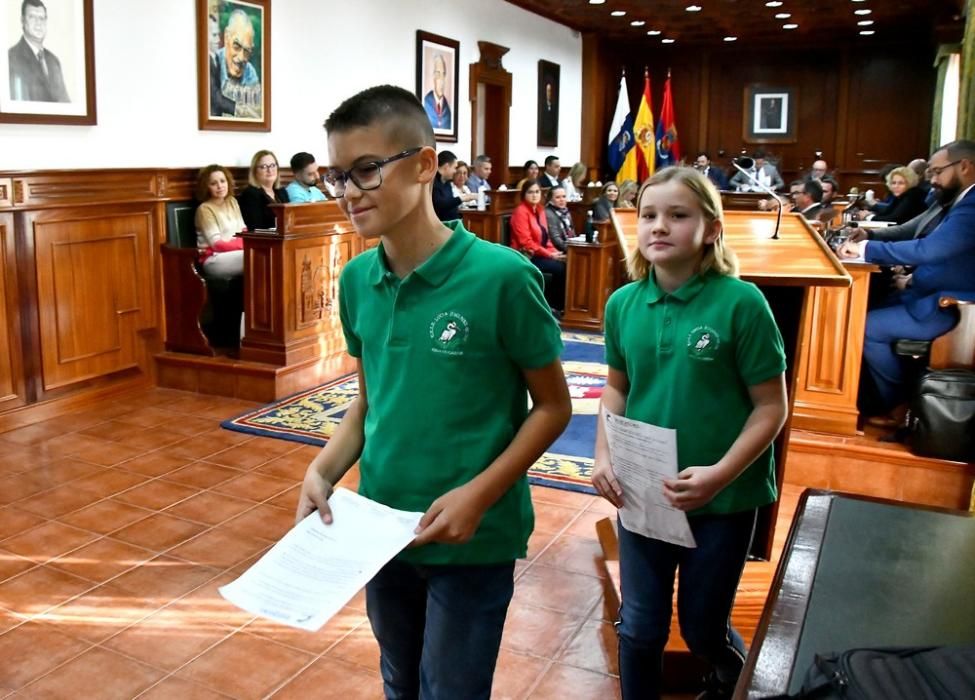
[764,645,975,699]
[908,369,975,462]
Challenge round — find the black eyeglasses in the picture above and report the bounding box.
[324,147,423,195]
[925,160,961,179]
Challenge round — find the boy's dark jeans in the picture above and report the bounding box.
[615,509,757,700]
[366,558,515,700]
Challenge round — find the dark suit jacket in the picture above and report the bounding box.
[432,174,462,222]
[798,203,823,221]
[865,188,975,320]
[8,37,68,102]
[872,187,927,225]
[237,186,289,231]
[703,166,729,190]
[868,203,946,243]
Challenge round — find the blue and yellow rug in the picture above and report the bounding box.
[221,333,604,494]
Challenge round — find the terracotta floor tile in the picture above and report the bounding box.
[116,451,194,477]
[112,406,181,429]
[37,582,157,643]
[164,490,256,526]
[205,440,296,471]
[0,472,50,505]
[526,529,557,562]
[166,526,270,569]
[557,618,619,676]
[76,419,142,443]
[501,601,584,659]
[243,606,366,656]
[0,442,42,475]
[0,506,46,541]
[29,457,103,486]
[528,662,620,699]
[0,621,90,691]
[512,564,603,615]
[163,462,241,489]
[211,472,294,502]
[153,417,215,438]
[267,485,301,511]
[324,620,380,671]
[255,451,312,481]
[102,605,233,670]
[21,645,164,699]
[0,609,24,636]
[32,433,111,462]
[222,503,296,542]
[176,632,315,700]
[48,537,154,583]
[534,534,608,579]
[586,496,618,516]
[70,468,149,498]
[115,427,187,451]
[564,508,609,539]
[533,502,583,535]
[492,647,552,700]
[57,498,153,535]
[138,676,236,700]
[0,548,37,584]
[110,555,220,600]
[66,438,145,467]
[166,431,253,460]
[166,572,256,628]
[13,482,104,519]
[0,422,65,446]
[1,521,99,560]
[530,484,595,510]
[270,656,384,700]
[110,512,208,551]
[0,565,95,617]
[113,479,200,511]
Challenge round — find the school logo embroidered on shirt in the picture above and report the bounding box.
[687,325,720,361]
[429,311,470,356]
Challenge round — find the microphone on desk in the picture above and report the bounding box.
[732,157,782,240]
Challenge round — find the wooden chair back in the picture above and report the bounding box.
[930,297,975,369]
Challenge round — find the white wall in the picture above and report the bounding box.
[0,0,582,170]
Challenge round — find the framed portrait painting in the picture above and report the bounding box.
[0,0,96,125]
[537,60,559,147]
[415,30,459,143]
[198,0,270,132]
[743,84,797,144]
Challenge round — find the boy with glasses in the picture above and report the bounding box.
[297,85,571,700]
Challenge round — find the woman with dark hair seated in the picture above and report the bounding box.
[509,179,566,312]
[237,149,289,231]
[592,181,620,221]
[523,159,540,182]
[543,185,573,252]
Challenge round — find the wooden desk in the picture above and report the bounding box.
[562,220,622,331]
[721,190,771,211]
[736,490,975,699]
[460,188,520,244]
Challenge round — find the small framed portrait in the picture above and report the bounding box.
[537,60,559,147]
[0,0,96,125]
[743,84,797,144]
[197,0,270,132]
[415,30,459,143]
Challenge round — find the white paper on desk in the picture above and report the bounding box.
[602,410,696,548]
[219,488,423,631]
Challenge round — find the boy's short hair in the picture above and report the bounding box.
[290,152,316,172]
[324,85,434,149]
[438,150,457,167]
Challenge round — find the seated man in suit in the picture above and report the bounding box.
[730,149,785,191]
[838,140,975,418]
[694,152,729,190]
[540,156,562,188]
[432,150,477,221]
[794,178,824,221]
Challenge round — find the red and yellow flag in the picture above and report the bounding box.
[633,71,655,182]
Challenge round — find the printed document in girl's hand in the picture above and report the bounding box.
[602,410,696,548]
[219,488,424,631]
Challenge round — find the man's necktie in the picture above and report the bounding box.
[917,206,949,239]
[37,50,48,77]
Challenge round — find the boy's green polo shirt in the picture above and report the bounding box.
[604,270,786,516]
[338,221,563,565]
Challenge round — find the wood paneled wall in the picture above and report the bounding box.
[582,39,937,194]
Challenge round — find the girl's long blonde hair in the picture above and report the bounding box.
[626,166,739,281]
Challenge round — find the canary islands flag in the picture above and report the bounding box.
[633,72,655,181]
[607,76,636,182]
[655,73,681,168]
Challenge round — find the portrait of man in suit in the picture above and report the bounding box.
[8,0,70,103]
[537,61,560,147]
[422,53,451,131]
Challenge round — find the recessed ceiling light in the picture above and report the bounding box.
[783,23,798,29]
[588,0,606,4]
[662,38,676,43]
[647,29,662,35]
[686,5,702,12]
[859,30,875,35]
[631,20,645,26]
[851,0,867,3]
[724,36,738,41]
[775,13,791,18]
[857,19,874,26]
[854,8,872,14]
[766,1,782,6]
[611,10,626,16]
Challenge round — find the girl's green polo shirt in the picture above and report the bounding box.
[338,222,563,565]
[604,270,786,516]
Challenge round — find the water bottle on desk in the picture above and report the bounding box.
[584,210,595,243]
[476,187,486,211]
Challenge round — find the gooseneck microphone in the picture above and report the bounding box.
[732,157,782,240]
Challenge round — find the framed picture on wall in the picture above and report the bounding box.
[537,60,559,147]
[0,0,96,125]
[743,84,797,144]
[197,0,270,132]
[415,30,459,143]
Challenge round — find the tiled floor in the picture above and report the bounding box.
[0,388,637,699]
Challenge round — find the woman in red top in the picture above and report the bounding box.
[509,178,566,312]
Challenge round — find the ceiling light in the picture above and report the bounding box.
[647,29,662,35]
[783,23,798,29]
[662,38,676,43]
[611,10,626,16]
[631,20,645,26]
[724,36,738,41]
[859,30,875,35]
[857,19,874,26]
[588,0,606,4]
[686,5,702,12]
[854,8,872,14]
[851,0,867,3]
[775,13,791,18]
[766,1,782,6]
